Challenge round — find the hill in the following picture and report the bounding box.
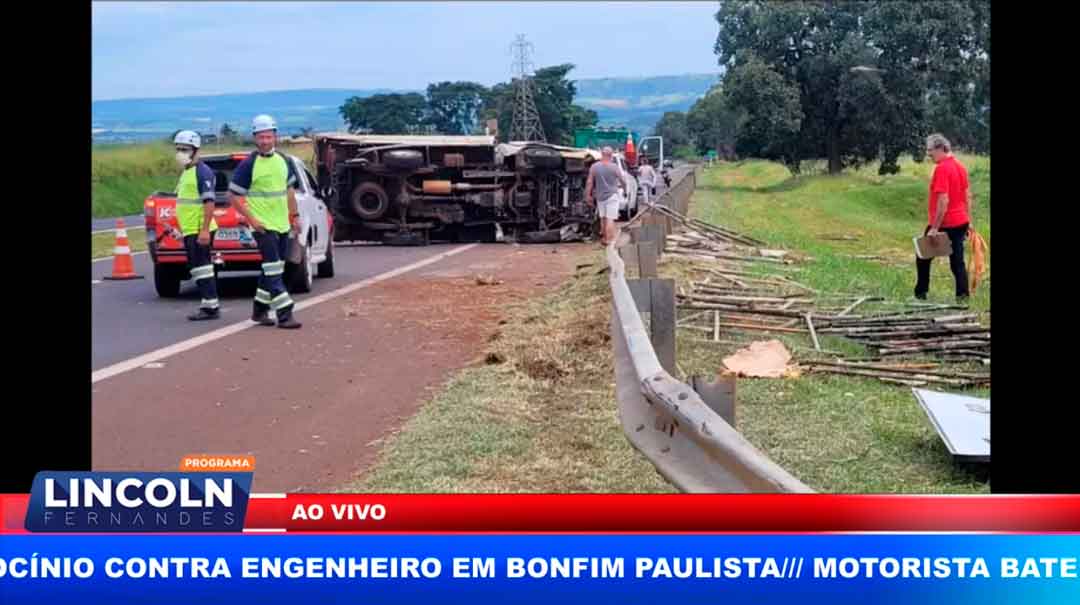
[91,74,720,142]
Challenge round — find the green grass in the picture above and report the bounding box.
[671,155,991,493]
[92,228,146,259]
[342,257,675,494]
[697,155,990,312]
[91,142,315,218]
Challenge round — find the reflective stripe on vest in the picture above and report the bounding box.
[248,153,290,233]
[175,165,217,235]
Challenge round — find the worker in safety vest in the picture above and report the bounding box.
[173,130,220,321]
[227,115,303,329]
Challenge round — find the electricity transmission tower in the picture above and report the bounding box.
[509,34,546,142]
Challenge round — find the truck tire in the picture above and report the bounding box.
[316,237,335,278]
[153,264,183,298]
[285,243,314,293]
[382,149,425,172]
[350,182,389,220]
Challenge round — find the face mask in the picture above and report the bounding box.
[175,151,192,168]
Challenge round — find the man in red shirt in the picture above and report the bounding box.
[915,133,974,302]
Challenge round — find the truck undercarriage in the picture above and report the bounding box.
[313,134,598,245]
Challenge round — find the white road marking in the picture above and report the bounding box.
[91,244,480,384]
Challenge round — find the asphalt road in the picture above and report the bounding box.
[91,242,467,371]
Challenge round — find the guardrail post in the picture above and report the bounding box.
[618,241,658,279]
[627,277,676,375]
[690,374,737,428]
[634,224,663,253]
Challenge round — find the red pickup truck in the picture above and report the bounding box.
[143,152,335,298]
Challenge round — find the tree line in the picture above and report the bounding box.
[652,0,990,174]
[337,64,599,146]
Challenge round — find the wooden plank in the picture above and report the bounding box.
[838,296,869,317]
[806,313,822,352]
[713,310,720,342]
[676,310,709,326]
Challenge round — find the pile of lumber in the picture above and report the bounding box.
[663,212,990,387]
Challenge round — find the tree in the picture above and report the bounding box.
[565,104,599,138]
[686,86,741,159]
[219,123,237,142]
[714,0,990,174]
[426,81,489,135]
[481,63,597,144]
[653,111,691,150]
[339,93,428,134]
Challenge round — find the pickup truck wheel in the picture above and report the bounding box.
[285,244,313,293]
[153,264,183,298]
[317,237,335,278]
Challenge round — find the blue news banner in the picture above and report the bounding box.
[1,533,1077,603]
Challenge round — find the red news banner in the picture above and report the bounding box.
[243,494,1080,533]
[4,457,1077,533]
[6,493,1078,533]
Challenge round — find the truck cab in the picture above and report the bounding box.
[143,152,334,298]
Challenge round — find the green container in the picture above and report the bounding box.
[573,127,639,151]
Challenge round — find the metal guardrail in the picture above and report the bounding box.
[608,167,814,493]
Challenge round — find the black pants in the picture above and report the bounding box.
[252,230,294,320]
[915,223,969,299]
[183,234,219,310]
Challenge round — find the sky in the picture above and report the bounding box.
[91,1,721,101]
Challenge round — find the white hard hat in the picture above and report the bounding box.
[173,130,201,149]
[251,114,277,134]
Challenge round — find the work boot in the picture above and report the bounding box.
[277,317,302,330]
[251,310,275,326]
[188,308,220,321]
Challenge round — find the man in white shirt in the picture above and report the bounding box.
[637,158,658,208]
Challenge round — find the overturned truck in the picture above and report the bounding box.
[313,133,598,245]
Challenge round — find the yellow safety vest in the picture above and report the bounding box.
[247,153,290,233]
[175,164,217,235]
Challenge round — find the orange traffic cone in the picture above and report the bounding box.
[102,218,144,280]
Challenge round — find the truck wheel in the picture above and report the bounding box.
[317,237,335,278]
[382,149,425,172]
[153,264,183,298]
[350,182,389,220]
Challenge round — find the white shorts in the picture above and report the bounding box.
[597,193,622,220]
